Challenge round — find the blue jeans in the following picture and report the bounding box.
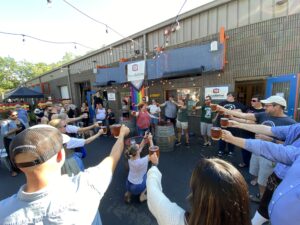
[137,127,149,137]
[73,153,85,171]
[126,174,147,195]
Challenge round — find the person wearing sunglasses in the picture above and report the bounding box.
[216,95,296,224]
[237,95,265,168]
[49,119,103,176]
[0,124,130,225]
[1,110,26,177]
[221,122,300,225]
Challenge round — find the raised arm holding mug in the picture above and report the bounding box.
[217,95,295,206]
[0,124,129,225]
[222,121,300,225]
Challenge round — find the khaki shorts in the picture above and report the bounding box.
[176,120,188,130]
[200,122,213,136]
[249,154,275,187]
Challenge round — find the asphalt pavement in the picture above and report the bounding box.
[0,135,259,225]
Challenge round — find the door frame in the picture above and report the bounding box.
[266,74,299,118]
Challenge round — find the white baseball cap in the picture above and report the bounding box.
[261,95,287,107]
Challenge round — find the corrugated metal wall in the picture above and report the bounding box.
[24,0,300,106]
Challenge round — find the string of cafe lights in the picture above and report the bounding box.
[62,0,143,50]
[61,0,187,60]
[1,0,187,62]
[49,0,187,60]
[153,0,187,59]
[0,31,94,50]
[50,0,145,59]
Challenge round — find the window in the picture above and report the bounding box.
[166,88,200,113]
[60,86,70,99]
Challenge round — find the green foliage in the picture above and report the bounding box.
[0,52,78,92]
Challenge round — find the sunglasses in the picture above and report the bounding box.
[251,99,258,102]
[11,114,18,117]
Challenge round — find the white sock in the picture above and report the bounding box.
[251,211,268,225]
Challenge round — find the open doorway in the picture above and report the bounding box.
[235,80,266,107]
[76,81,91,106]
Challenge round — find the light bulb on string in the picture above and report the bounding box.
[105,25,108,34]
[74,44,77,49]
[47,0,52,8]
[176,21,180,31]
[22,35,25,42]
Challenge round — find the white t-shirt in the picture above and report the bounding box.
[128,156,149,184]
[96,108,106,120]
[0,162,112,225]
[148,104,161,114]
[66,125,79,134]
[147,166,185,225]
[66,137,85,149]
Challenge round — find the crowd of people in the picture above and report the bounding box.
[0,91,299,225]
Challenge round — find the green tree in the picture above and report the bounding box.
[0,57,20,90]
[0,52,80,92]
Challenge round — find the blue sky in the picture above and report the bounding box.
[0,0,213,63]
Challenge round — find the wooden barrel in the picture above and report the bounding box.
[120,117,136,137]
[155,122,176,152]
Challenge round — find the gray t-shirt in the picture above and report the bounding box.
[163,101,177,118]
[0,162,112,225]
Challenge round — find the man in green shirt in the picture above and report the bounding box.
[195,96,215,147]
[172,99,190,148]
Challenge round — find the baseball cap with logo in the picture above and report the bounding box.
[260,95,287,108]
[9,125,70,168]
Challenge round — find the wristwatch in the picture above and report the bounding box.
[272,138,277,143]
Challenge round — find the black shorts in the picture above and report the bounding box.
[257,172,282,219]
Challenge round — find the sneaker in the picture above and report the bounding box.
[202,142,209,147]
[249,193,261,203]
[139,192,147,202]
[207,141,211,146]
[185,143,190,148]
[217,151,224,157]
[238,163,247,168]
[250,179,258,186]
[228,151,234,157]
[124,192,131,204]
[175,141,181,146]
